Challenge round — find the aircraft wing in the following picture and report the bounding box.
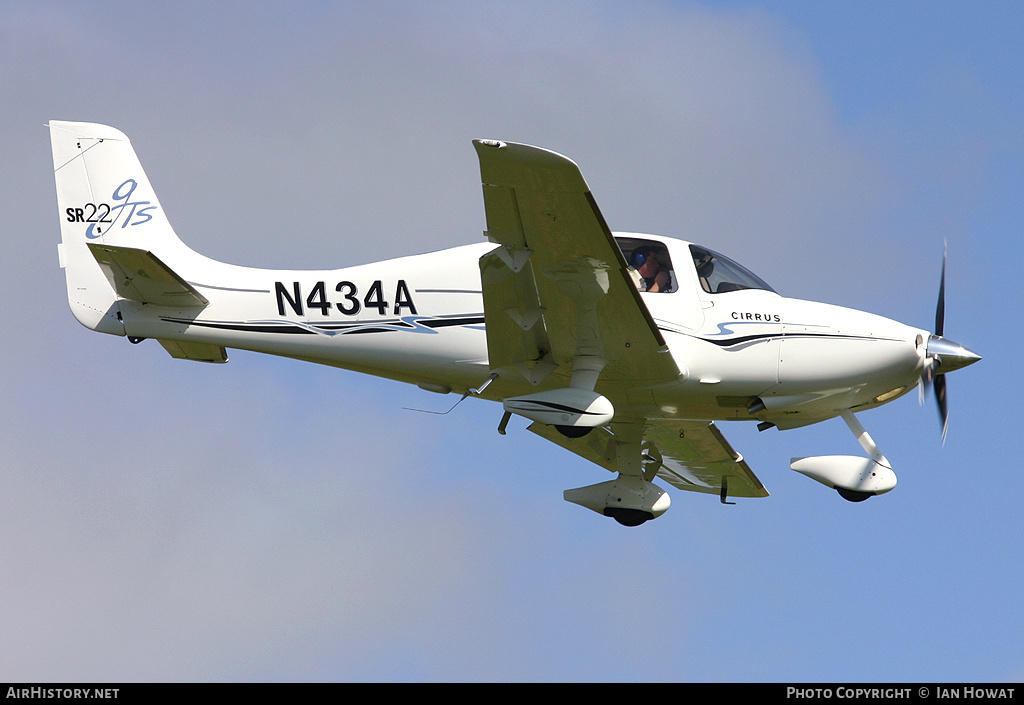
[642,420,768,498]
[474,140,679,386]
[529,419,769,500]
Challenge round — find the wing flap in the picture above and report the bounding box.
[480,248,555,383]
[88,243,208,308]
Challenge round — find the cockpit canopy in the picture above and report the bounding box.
[614,236,775,295]
[689,245,776,294]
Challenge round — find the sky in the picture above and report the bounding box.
[0,0,1020,682]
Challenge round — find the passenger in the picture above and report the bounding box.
[628,246,670,292]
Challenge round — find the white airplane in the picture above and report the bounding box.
[49,121,980,526]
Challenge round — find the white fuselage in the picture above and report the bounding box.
[116,232,926,430]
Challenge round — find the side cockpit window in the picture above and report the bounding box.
[615,237,676,293]
[689,245,776,294]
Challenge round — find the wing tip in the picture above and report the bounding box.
[473,138,580,173]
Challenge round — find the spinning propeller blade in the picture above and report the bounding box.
[934,372,948,442]
[921,244,980,442]
[936,244,946,336]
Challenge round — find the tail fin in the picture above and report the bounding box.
[49,121,196,334]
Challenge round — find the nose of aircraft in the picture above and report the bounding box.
[923,333,980,443]
[927,334,982,373]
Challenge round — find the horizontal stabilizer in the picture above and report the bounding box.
[157,339,228,364]
[88,243,208,308]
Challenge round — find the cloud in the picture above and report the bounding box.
[4,0,1004,682]
[0,347,489,679]
[6,1,888,287]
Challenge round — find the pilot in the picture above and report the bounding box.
[628,247,670,292]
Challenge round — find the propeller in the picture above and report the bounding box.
[920,244,980,442]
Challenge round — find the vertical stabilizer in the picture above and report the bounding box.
[50,121,192,334]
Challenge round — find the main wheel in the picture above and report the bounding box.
[836,488,872,502]
[555,425,592,439]
[604,508,654,526]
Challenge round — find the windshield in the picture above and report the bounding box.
[689,245,775,294]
